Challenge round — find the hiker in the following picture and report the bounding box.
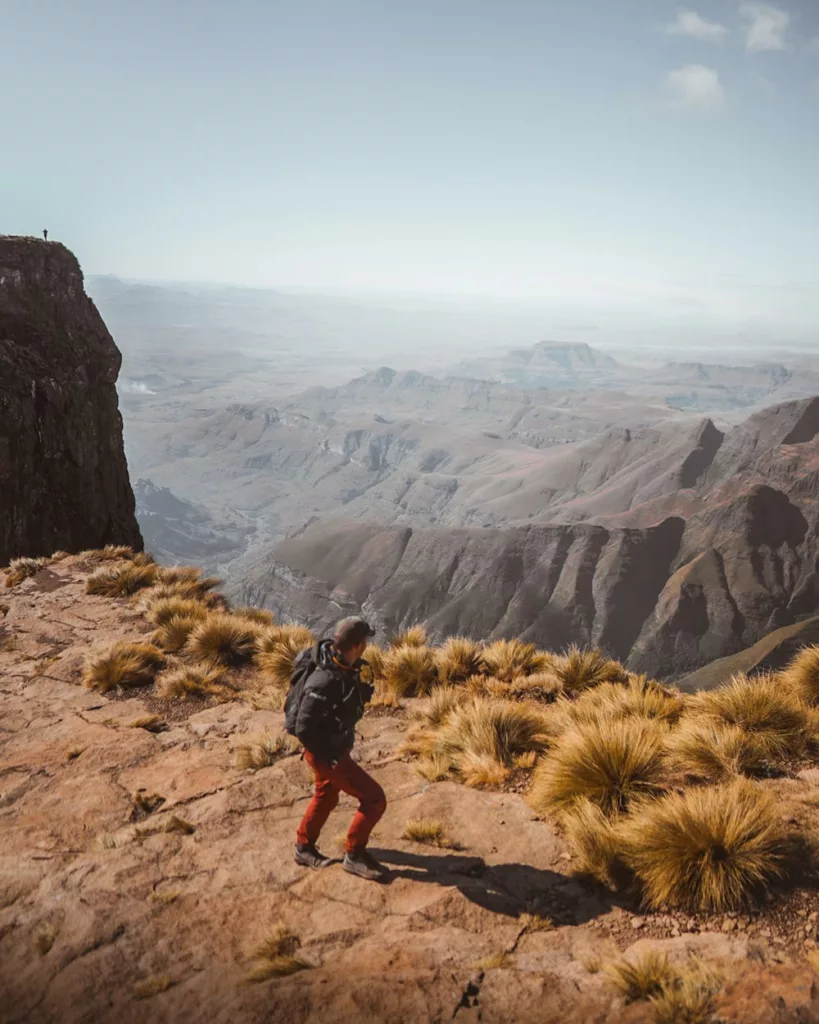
[287,617,388,881]
[43,229,48,241]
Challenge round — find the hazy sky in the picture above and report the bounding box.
[2,1,818,331]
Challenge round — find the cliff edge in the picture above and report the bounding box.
[0,237,141,563]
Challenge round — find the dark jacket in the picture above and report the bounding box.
[294,640,374,764]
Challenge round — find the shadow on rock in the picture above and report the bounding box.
[370,847,631,925]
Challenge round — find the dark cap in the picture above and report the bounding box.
[333,617,376,651]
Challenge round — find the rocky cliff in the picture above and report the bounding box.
[0,237,141,563]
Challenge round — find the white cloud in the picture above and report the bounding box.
[740,3,790,53]
[666,64,726,110]
[664,10,729,42]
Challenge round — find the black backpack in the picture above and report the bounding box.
[283,646,318,737]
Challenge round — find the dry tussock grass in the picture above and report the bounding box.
[561,798,626,890]
[481,638,549,683]
[184,613,258,668]
[529,718,668,819]
[401,818,455,847]
[254,625,316,685]
[246,922,310,982]
[362,644,386,681]
[145,596,209,627]
[782,645,819,705]
[414,753,452,782]
[129,715,166,732]
[155,663,229,700]
[79,545,136,563]
[156,565,221,595]
[382,643,437,697]
[66,745,86,761]
[389,624,428,648]
[4,556,48,587]
[86,563,158,597]
[236,730,301,770]
[82,641,164,692]
[417,696,550,788]
[553,645,629,694]
[435,636,484,683]
[605,949,676,1003]
[162,815,196,835]
[549,677,682,739]
[666,720,764,783]
[233,606,275,625]
[686,673,807,760]
[621,780,792,912]
[649,969,721,1024]
[152,614,206,654]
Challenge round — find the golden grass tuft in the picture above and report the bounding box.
[382,643,437,697]
[254,625,316,685]
[529,718,668,819]
[505,671,564,703]
[781,645,819,705]
[686,673,807,760]
[389,624,428,648]
[129,715,166,732]
[156,565,221,595]
[133,974,175,1000]
[34,922,58,955]
[233,606,275,625]
[401,818,455,847]
[561,798,627,890]
[236,730,301,770]
[519,911,554,933]
[145,596,209,627]
[49,550,70,562]
[86,563,158,597]
[246,922,310,982]
[5,556,48,587]
[605,949,676,1003]
[184,613,258,668]
[649,972,720,1024]
[418,696,550,788]
[554,645,629,694]
[153,614,208,654]
[79,545,136,563]
[66,745,86,761]
[621,780,792,912]
[414,753,452,782]
[666,720,764,783]
[362,644,386,681]
[82,641,164,692]
[481,638,550,683]
[435,636,485,684]
[155,662,229,701]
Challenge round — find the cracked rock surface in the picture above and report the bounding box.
[3,560,819,1023]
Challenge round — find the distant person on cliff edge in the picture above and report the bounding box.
[284,617,388,882]
[42,229,48,241]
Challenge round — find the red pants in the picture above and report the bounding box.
[296,750,386,854]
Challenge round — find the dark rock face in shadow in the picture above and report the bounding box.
[0,237,142,563]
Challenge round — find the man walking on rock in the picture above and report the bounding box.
[288,617,388,882]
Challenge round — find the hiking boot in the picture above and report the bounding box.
[294,843,332,869]
[343,849,389,882]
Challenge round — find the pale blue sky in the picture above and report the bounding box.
[2,1,818,331]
